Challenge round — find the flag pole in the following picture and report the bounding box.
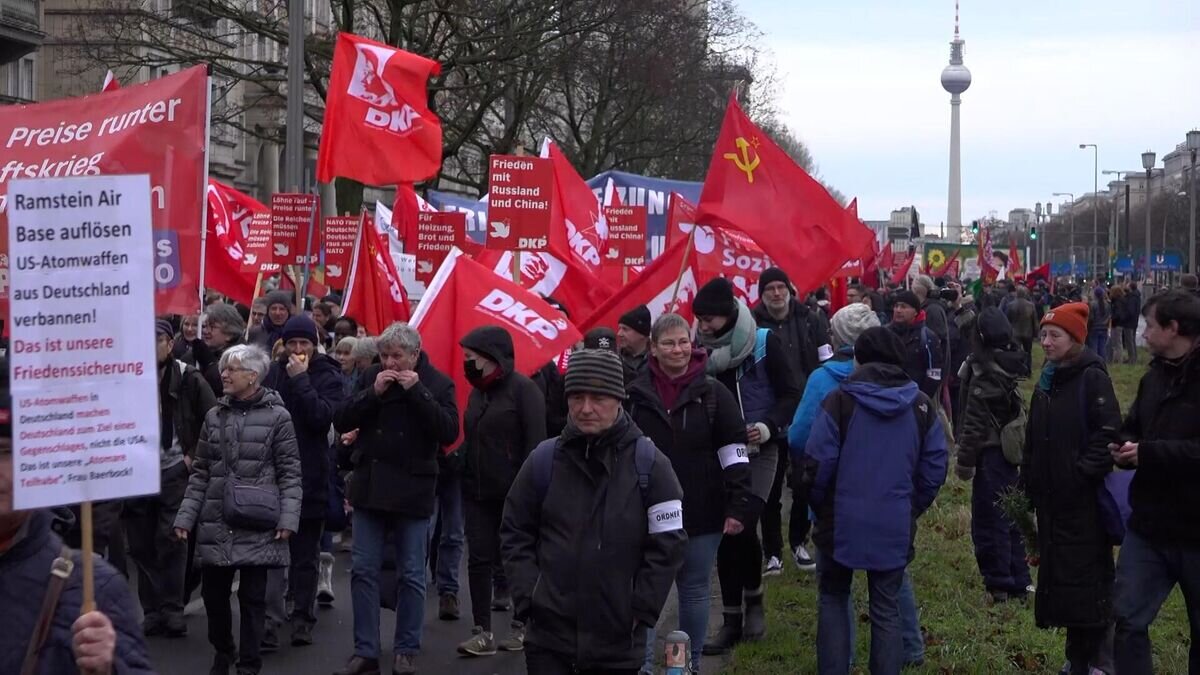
[341,212,367,309]
[298,185,321,306]
[244,272,265,339]
[80,501,95,613]
[667,225,698,314]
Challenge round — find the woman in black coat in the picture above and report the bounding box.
[1023,302,1122,675]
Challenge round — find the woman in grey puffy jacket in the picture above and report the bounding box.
[174,344,302,675]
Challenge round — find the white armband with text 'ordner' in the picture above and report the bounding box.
[718,443,749,469]
[648,499,683,534]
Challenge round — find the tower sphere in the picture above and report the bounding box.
[941,64,972,94]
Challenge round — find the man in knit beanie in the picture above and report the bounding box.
[501,349,686,672]
[617,304,652,382]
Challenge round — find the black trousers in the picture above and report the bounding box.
[762,451,810,559]
[123,461,190,619]
[288,517,326,627]
[201,566,269,673]
[525,643,638,675]
[718,520,763,608]
[464,497,504,631]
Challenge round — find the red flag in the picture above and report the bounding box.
[978,228,1000,283]
[391,182,437,244]
[472,249,611,320]
[204,180,263,305]
[343,212,411,334]
[102,70,120,92]
[892,248,916,280]
[879,242,895,273]
[317,33,442,185]
[829,277,848,314]
[665,192,771,305]
[1026,262,1051,287]
[695,94,874,294]
[541,139,608,276]
[412,248,582,449]
[580,234,701,332]
[1009,237,1023,277]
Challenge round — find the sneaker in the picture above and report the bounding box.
[317,552,336,606]
[260,626,280,653]
[491,589,512,612]
[392,653,416,675]
[163,612,188,638]
[332,655,380,675]
[763,556,783,576]
[793,544,816,572]
[457,626,497,656]
[291,622,313,646]
[439,593,460,621]
[142,612,165,637]
[497,621,525,651]
[209,650,236,675]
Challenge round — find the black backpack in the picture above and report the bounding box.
[529,436,657,505]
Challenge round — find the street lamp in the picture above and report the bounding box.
[1187,129,1200,275]
[1034,202,1043,267]
[1053,192,1076,279]
[1081,143,1099,278]
[1103,170,1133,261]
[1142,151,1156,282]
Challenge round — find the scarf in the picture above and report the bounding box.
[648,350,708,410]
[701,299,758,375]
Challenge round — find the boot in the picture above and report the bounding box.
[743,591,766,640]
[317,552,336,605]
[209,650,236,675]
[701,612,743,655]
[333,655,380,675]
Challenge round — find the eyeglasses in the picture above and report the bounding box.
[220,366,253,374]
[656,339,691,351]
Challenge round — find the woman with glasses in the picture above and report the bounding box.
[626,313,753,672]
[174,344,302,675]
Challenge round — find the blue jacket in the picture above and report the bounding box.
[788,348,855,463]
[804,363,948,571]
[0,510,154,675]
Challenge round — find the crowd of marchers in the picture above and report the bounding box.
[2,269,1199,675]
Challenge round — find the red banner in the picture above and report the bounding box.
[602,205,647,267]
[580,234,700,333]
[0,66,209,315]
[414,211,466,283]
[240,212,278,274]
[665,192,772,306]
[323,215,360,286]
[487,154,554,250]
[412,248,582,450]
[271,193,320,265]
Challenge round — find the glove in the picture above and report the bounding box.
[954,464,976,481]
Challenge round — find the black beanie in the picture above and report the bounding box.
[617,305,651,337]
[855,326,906,367]
[155,318,175,340]
[584,327,618,353]
[892,290,921,311]
[265,290,295,312]
[758,267,792,299]
[281,315,320,345]
[692,277,737,318]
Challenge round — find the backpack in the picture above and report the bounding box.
[529,436,657,506]
[988,385,1028,465]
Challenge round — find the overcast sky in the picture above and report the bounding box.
[738,0,1199,228]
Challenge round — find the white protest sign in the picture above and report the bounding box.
[7,174,160,510]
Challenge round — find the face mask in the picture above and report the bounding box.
[463,359,485,384]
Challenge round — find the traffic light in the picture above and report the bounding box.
[1029,226,1038,240]
[971,220,979,234]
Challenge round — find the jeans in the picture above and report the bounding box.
[288,517,326,628]
[1119,327,1138,364]
[1114,529,1200,675]
[464,497,504,631]
[971,448,1032,595]
[818,549,924,667]
[201,566,268,673]
[351,508,430,657]
[1087,329,1108,361]
[526,642,639,675]
[429,469,464,596]
[644,532,722,670]
[817,555,905,675]
[123,461,189,621]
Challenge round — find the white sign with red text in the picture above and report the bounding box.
[7,174,160,509]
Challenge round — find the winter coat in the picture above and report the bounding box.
[0,510,155,675]
[887,316,945,398]
[333,354,459,517]
[1022,349,1122,629]
[1113,293,1142,329]
[954,348,1028,470]
[803,363,947,571]
[752,297,823,385]
[626,361,753,535]
[620,351,648,387]
[950,304,978,378]
[263,353,346,519]
[159,358,218,469]
[1088,297,1111,333]
[500,412,686,670]
[788,348,855,462]
[711,328,803,446]
[174,388,303,569]
[1120,343,1200,544]
[531,360,568,438]
[1005,297,1039,340]
[459,326,548,502]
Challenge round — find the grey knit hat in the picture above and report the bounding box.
[831,303,880,348]
[564,349,626,400]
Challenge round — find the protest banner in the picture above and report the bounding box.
[270,193,320,265]
[486,154,554,251]
[0,66,210,317]
[323,215,361,288]
[414,210,466,283]
[602,204,647,267]
[240,211,277,275]
[7,174,160,513]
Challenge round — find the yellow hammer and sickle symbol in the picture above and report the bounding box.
[723,137,761,184]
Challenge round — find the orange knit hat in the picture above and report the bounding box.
[1040,302,1089,344]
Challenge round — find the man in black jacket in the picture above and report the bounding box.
[751,268,821,575]
[617,304,652,383]
[887,290,945,399]
[501,349,686,675]
[262,315,346,648]
[123,319,216,639]
[1113,290,1200,675]
[333,322,459,675]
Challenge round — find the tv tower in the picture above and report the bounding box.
[941,1,971,242]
